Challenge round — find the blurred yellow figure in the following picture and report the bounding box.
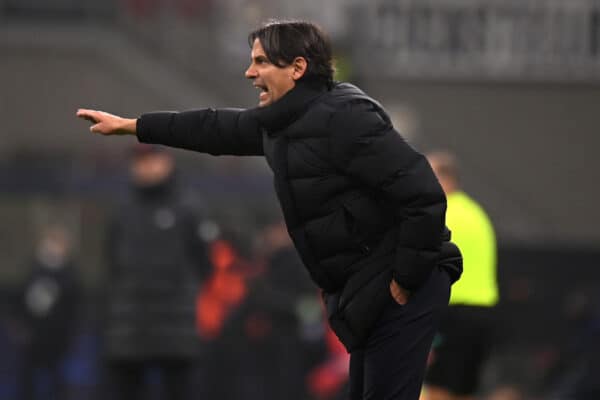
[423,151,498,400]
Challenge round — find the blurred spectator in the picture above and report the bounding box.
[196,236,253,341]
[197,220,328,400]
[235,219,326,400]
[423,151,498,400]
[103,144,212,400]
[195,230,261,400]
[16,225,80,400]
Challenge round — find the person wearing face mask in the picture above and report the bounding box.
[77,20,462,400]
[17,225,80,400]
[103,145,213,400]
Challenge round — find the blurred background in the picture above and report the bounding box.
[0,0,599,399]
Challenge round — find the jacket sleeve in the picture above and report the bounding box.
[329,102,446,291]
[137,108,264,156]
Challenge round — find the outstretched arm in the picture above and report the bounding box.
[137,109,263,156]
[77,108,264,156]
[76,109,137,136]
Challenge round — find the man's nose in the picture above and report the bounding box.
[245,65,256,79]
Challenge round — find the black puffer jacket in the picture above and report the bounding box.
[138,81,462,350]
[105,178,211,359]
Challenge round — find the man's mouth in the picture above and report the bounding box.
[255,85,269,103]
[255,85,268,95]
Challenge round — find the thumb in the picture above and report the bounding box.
[90,123,101,133]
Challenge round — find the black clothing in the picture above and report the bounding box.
[20,260,79,362]
[236,246,324,400]
[18,259,80,400]
[104,176,211,399]
[105,178,210,360]
[349,266,451,400]
[137,81,462,351]
[425,305,495,395]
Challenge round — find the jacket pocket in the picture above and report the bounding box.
[333,269,393,351]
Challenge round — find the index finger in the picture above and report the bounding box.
[76,109,99,123]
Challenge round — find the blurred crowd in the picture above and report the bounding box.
[0,146,351,400]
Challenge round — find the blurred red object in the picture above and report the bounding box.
[307,322,350,399]
[196,239,248,339]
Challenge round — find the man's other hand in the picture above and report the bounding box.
[390,279,410,305]
[76,109,137,136]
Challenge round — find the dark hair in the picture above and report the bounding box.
[248,19,335,87]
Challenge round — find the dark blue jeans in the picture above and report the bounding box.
[349,266,451,400]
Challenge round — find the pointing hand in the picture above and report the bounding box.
[76,109,137,136]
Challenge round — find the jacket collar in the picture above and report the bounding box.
[251,80,329,133]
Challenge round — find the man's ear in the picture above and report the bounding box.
[291,57,308,81]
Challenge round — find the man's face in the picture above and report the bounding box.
[130,153,173,187]
[245,39,296,107]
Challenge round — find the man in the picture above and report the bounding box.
[423,151,498,400]
[78,20,462,400]
[104,144,212,400]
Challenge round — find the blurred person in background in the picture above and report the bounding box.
[233,218,325,400]
[194,228,258,400]
[77,19,463,400]
[103,144,212,400]
[423,151,498,400]
[16,225,80,400]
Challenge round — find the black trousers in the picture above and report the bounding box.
[425,305,495,395]
[349,266,451,400]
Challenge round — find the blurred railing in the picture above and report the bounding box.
[5,0,599,82]
[347,0,600,81]
[112,0,349,83]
